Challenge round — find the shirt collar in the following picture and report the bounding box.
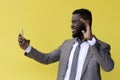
[73,37,87,43]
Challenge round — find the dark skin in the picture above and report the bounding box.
[71,14,93,40]
[18,14,93,50]
[18,34,30,50]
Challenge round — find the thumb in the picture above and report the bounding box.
[82,30,85,35]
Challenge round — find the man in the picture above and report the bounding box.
[18,8,114,80]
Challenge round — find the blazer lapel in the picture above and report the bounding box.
[81,47,93,76]
[62,39,75,77]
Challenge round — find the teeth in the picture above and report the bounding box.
[72,29,75,33]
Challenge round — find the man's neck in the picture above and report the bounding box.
[78,36,84,41]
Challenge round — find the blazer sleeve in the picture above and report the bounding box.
[89,39,114,72]
[24,40,67,65]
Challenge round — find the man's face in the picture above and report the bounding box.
[71,14,83,38]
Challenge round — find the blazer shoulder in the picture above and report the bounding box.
[63,38,75,44]
[60,38,75,48]
[97,39,110,49]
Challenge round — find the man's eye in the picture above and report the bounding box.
[72,21,77,23]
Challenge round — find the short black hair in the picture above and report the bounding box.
[72,8,92,27]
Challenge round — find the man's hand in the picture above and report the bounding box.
[80,19,93,40]
[18,34,30,50]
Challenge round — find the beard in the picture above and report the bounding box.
[72,24,84,38]
[72,31,83,38]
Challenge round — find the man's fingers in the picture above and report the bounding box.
[18,33,30,50]
[80,19,90,31]
[18,34,24,39]
[80,19,86,24]
[80,19,89,26]
[81,30,85,34]
[18,34,25,46]
[18,39,24,46]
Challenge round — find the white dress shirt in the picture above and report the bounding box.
[64,37,96,80]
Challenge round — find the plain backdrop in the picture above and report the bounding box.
[0,0,119,80]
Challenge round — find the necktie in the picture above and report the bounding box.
[69,41,81,80]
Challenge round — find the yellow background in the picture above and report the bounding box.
[0,0,119,80]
